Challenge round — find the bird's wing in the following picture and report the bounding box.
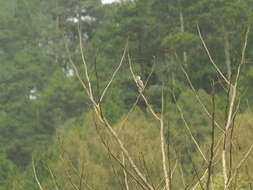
[137,79,144,89]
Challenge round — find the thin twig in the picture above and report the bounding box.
[65,169,80,190]
[191,132,225,190]
[97,128,149,190]
[140,153,156,189]
[122,152,130,190]
[190,154,205,190]
[59,147,95,190]
[47,164,60,190]
[206,81,216,190]
[170,158,178,180]
[99,43,128,103]
[227,143,253,188]
[32,157,44,190]
[64,38,90,97]
[175,102,207,163]
[78,25,95,102]
[101,117,155,190]
[197,25,230,86]
[79,157,85,190]
[175,52,224,133]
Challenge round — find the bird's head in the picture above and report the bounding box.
[135,75,141,80]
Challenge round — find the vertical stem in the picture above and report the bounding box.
[222,134,228,189]
[160,87,170,190]
[206,81,216,190]
[223,86,236,190]
[32,157,44,190]
[180,8,187,66]
[223,22,232,81]
[122,152,130,190]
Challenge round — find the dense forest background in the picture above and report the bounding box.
[1,0,253,189]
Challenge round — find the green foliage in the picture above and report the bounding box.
[0,152,16,189]
[30,108,164,189]
[168,90,212,161]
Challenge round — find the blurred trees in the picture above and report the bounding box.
[0,0,100,168]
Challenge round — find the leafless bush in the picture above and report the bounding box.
[32,25,253,190]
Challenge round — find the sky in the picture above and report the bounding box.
[102,0,120,4]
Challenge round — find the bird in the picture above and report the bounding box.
[135,75,145,92]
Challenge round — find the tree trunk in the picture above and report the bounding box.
[223,24,232,81]
[179,9,187,66]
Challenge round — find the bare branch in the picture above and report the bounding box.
[78,25,95,102]
[178,160,186,189]
[99,43,128,103]
[197,25,231,86]
[101,118,155,190]
[222,25,250,190]
[160,87,170,190]
[206,82,216,190]
[141,94,161,120]
[191,132,226,190]
[227,143,253,188]
[235,26,250,84]
[175,103,208,163]
[122,152,130,190]
[65,169,80,190]
[46,165,60,190]
[64,30,155,190]
[192,168,208,190]
[97,127,149,190]
[32,157,44,190]
[64,38,90,96]
[79,157,85,190]
[170,158,178,181]
[175,52,224,133]
[139,153,156,189]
